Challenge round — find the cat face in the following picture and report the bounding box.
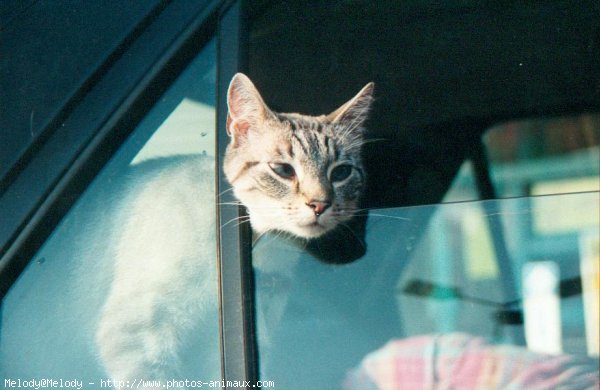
[224,73,374,238]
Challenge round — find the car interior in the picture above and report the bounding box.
[0,1,598,389]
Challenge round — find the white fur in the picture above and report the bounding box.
[95,156,218,382]
[0,75,374,383]
[0,155,220,383]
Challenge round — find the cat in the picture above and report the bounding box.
[96,73,373,383]
[223,73,374,238]
[0,73,373,383]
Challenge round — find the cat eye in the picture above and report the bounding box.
[269,162,296,179]
[330,164,353,183]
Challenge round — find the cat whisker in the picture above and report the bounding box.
[332,207,412,222]
[232,216,256,229]
[269,229,291,244]
[331,207,365,217]
[217,186,236,197]
[220,215,251,229]
[338,222,366,251]
[360,137,388,145]
[252,231,269,246]
[364,213,411,221]
[252,226,291,247]
[218,201,244,207]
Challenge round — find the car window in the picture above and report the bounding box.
[245,1,599,385]
[253,192,599,389]
[446,114,600,202]
[0,1,162,181]
[0,39,219,381]
[252,114,599,388]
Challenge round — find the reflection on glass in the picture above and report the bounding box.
[485,114,600,198]
[522,261,562,355]
[445,114,599,203]
[0,40,219,381]
[254,192,599,389]
[580,231,600,356]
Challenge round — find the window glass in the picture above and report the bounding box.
[254,191,599,388]
[445,114,600,202]
[245,1,599,387]
[487,114,599,197]
[0,40,219,382]
[0,1,162,181]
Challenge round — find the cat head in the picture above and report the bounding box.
[224,73,374,239]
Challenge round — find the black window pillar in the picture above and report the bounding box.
[216,0,257,385]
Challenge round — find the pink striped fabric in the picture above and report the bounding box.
[345,333,599,390]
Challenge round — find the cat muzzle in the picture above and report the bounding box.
[307,201,330,216]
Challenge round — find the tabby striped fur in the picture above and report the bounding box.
[224,73,374,238]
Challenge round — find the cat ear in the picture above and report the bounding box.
[326,82,375,132]
[227,73,270,144]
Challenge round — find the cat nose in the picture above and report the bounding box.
[306,201,330,216]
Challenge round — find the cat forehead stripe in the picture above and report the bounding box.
[276,113,326,133]
[288,126,345,164]
[291,132,311,157]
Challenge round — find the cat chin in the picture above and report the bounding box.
[270,222,333,240]
[250,218,331,240]
[294,223,333,239]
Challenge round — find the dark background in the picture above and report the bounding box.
[246,0,600,207]
[2,1,598,208]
